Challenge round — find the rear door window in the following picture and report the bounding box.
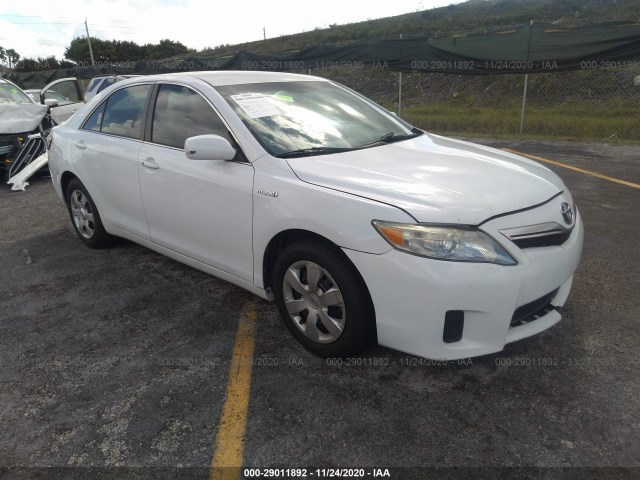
[97,78,116,93]
[86,78,103,93]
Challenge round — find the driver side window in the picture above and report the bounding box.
[151,84,231,150]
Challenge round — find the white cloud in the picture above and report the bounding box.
[1,0,460,59]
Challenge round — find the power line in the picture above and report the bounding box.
[0,14,135,23]
[1,21,137,30]
[3,22,82,25]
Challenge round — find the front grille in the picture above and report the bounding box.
[0,144,14,156]
[0,134,22,159]
[500,222,572,249]
[510,289,559,327]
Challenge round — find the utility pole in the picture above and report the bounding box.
[263,27,266,40]
[85,18,95,67]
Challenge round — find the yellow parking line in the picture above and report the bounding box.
[210,302,257,480]
[502,148,640,189]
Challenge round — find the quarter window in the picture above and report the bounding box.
[151,84,230,149]
[83,102,106,132]
[86,77,102,94]
[100,85,150,140]
[97,78,116,93]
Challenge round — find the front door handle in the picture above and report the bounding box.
[141,159,159,170]
[74,141,87,150]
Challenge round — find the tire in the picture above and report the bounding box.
[272,241,375,357]
[65,178,114,249]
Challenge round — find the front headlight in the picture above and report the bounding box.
[372,220,516,265]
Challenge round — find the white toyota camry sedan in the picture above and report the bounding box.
[48,71,583,360]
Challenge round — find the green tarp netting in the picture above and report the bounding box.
[7,22,640,88]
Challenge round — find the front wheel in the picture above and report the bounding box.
[272,241,375,357]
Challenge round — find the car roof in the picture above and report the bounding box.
[91,74,139,79]
[122,70,325,87]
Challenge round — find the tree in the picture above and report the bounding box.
[0,46,6,65]
[14,57,42,72]
[5,49,20,69]
[112,40,145,61]
[144,39,190,59]
[64,37,117,64]
[64,37,190,63]
[14,56,66,72]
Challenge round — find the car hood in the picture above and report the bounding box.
[0,103,47,134]
[285,133,564,224]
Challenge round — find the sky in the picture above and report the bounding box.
[0,0,461,60]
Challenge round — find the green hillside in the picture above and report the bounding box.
[201,0,640,57]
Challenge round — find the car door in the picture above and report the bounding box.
[72,83,152,240]
[138,83,254,282]
[40,78,84,124]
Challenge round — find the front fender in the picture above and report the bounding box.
[251,155,414,288]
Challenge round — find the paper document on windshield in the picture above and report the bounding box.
[231,93,280,119]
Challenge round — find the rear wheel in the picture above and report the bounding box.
[273,241,375,357]
[65,178,114,248]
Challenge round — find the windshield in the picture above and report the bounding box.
[0,83,32,104]
[216,81,420,157]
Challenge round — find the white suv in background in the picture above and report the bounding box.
[84,75,141,101]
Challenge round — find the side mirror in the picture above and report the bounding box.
[44,99,59,107]
[184,134,236,161]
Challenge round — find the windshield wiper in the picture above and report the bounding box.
[357,128,424,149]
[378,127,424,143]
[278,146,355,158]
[278,128,424,158]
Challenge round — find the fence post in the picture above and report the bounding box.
[398,33,403,117]
[519,73,529,138]
[398,72,403,116]
[519,20,534,139]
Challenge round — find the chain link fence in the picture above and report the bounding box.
[305,65,640,143]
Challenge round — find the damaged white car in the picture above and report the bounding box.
[0,77,83,188]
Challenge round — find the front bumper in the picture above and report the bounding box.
[344,205,584,360]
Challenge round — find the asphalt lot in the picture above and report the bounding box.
[1,139,639,479]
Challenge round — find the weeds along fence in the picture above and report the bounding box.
[303,65,640,143]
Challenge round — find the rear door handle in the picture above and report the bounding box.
[141,159,159,170]
[74,141,87,150]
